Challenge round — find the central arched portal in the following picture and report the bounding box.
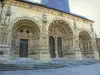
[49,20,73,58]
[12,19,40,58]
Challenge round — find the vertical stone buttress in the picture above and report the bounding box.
[73,21,82,60]
[91,32,99,59]
[39,22,51,62]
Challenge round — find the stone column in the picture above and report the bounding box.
[0,27,10,60]
[0,27,2,44]
[55,37,59,58]
[70,38,73,50]
[39,29,51,62]
[91,39,99,59]
[89,40,92,51]
[87,41,89,51]
[6,30,12,60]
[62,38,66,56]
[73,35,82,60]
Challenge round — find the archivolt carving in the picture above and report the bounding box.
[10,16,40,29]
[11,18,40,58]
[49,20,73,37]
[78,28,92,38]
[79,30,93,58]
[47,17,73,31]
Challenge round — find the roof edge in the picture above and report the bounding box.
[16,0,94,22]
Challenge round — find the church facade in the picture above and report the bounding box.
[0,0,99,61]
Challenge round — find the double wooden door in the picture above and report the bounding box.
[49,36,63,58]
[19,39,28,57]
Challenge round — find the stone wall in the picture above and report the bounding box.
[0,0,99,61]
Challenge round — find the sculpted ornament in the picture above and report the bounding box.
[74,20,77,29]
[42,12,47,23]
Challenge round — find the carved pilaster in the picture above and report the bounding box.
[39,30,51,61]
[73,34,82,60]
[54,37,58,58]
[91,38,99,59]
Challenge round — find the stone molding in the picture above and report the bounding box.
[5,0,93,24]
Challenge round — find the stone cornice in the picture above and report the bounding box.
[5,0,94,24]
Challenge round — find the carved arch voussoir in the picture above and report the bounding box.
[78,28,92,39]
[47,17,73,31]
[10,16,41,29]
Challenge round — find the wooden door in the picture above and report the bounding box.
[19,39,28,57]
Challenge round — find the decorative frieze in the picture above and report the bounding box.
[5,0,93,24]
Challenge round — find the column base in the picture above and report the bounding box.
[39,50,51,62]
[0,44,10,61]
[75,51,83,60]
[93,50,99,59]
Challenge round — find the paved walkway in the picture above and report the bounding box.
[0,64,100,75]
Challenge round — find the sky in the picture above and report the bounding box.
[69,0,100,37]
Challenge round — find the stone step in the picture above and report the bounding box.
[0,63,64,71]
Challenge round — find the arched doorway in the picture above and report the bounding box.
[57,37,63,57]
[79,30,92,58]
[49,36,56,58]
[12,19,40,58]
[49,20,73,58]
